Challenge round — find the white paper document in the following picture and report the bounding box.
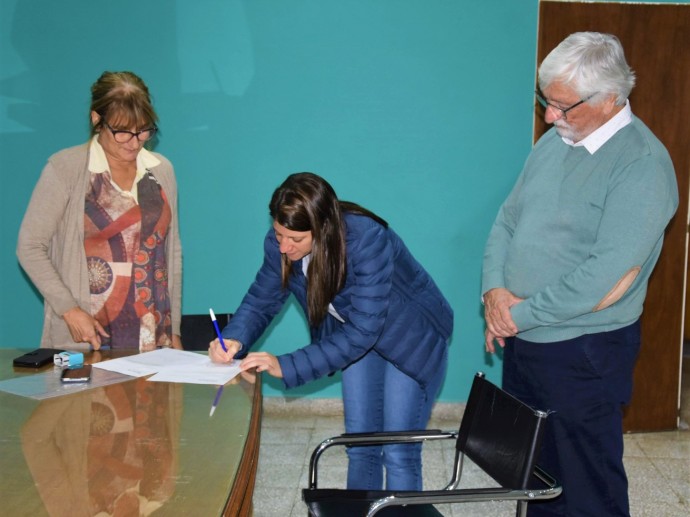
[92,348,241,385]
[147,361,241,384]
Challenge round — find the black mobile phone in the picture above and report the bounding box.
[60,364,92,383]
[13,348,65,368]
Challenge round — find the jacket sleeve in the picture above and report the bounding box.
[17,158,80,317]
[220,231,290,350]
[278,221,393,388]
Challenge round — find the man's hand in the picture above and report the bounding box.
[485,328,506,354]
[240,352,283,378]
[62,306,109,349]
[483,287,523,340]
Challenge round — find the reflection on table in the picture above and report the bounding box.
[0,349,261,517]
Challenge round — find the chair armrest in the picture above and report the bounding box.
[324,429,456,446]
[366,485,562,516]
[308,429,457,488]
[532,464,559,490]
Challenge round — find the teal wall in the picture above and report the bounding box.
[0,0,540,400]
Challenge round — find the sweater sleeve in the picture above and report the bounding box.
[155,156,183,337]
[278,222,393,388]
[17,159,81,317]
[170,197,183,337]
[481,171,526,295]
[510,154,678,332]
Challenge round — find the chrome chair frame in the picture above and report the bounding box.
[302,372,562,517]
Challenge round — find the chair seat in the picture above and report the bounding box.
[303,489,444,517]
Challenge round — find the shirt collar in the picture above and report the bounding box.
[88,135,160,176]
[562,99,632,154]
[301,253,312,276]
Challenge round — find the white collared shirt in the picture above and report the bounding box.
[87,136,161,202]
[562,99,633,154]
[301,253,345,323]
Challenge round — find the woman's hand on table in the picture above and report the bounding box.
[240,352,283,378]
[62,306,109,349]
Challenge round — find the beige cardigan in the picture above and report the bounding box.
[17,144,182,349]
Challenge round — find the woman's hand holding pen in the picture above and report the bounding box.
[208,338,242,363]
[208,338,283,378]
[240,352,283,378]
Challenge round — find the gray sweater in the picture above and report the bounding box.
[483,118,677,343]
[17,143,182,349]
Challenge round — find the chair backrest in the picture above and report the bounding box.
[180,313,232,350]
[456,372,548,490]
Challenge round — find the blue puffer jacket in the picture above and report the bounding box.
[222,213,453,389]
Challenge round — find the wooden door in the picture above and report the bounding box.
[535,1,690,431]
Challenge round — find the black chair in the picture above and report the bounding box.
[302,372,561,517]
[179,313,232,350]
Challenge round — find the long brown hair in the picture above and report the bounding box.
[269,173,387,326]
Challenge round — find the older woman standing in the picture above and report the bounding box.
[17,71,182,351]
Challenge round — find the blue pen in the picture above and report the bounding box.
[209,308,228,352]
[210,385,224,416]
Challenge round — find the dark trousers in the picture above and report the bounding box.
[503,321,641,517]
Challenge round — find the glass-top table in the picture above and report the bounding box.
[0,348,262,516]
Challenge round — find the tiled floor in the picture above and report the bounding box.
[253,359,690,516]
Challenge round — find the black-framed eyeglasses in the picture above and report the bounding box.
[535,90,597,120]
[102,120,158,143]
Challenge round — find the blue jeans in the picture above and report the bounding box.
[341,347,447,491]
